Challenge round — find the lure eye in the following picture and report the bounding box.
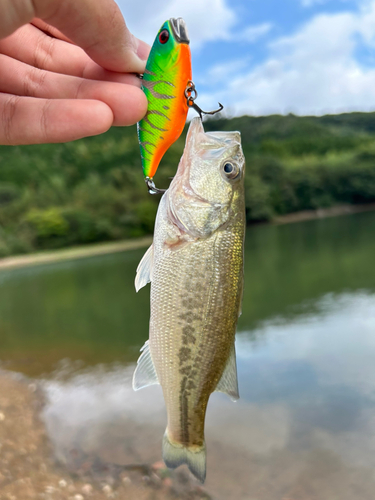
[159,29,170,44]
[222,161,240,180]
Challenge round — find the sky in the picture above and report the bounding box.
[116,0,375,117]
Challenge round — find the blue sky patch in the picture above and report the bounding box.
[119,0,375,115]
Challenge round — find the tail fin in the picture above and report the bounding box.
[162,430,206,483]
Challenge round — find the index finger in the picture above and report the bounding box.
[0,0,150,73]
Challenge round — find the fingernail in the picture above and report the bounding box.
[131,34,150,62]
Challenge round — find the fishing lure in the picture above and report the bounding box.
[137,18,192,192]
[138,18,223,194]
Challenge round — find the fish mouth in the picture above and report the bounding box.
[170,18,190,44]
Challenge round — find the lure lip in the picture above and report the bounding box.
[170,17,190,44]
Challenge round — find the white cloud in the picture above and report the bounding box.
[203,58,251,83]
[238,22,273,42]
[300,0,351,6]
[115,0,237,48]
[200,0,375,115]
[301,0,328,6]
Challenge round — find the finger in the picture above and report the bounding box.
[0,24,142,85]
[0,0,150,73]
[0,0,34,38]
[0,54,148,126]
[30,17,73,43]
[31,17,150,66]
[0,93,113,145]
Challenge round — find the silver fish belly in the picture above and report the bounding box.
[133,117,246,483]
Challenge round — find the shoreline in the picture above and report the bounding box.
[273,202,375,225]
[0,236,152,272]
[0,202,374,272]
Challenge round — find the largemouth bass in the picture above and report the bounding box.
[133,117,245,483]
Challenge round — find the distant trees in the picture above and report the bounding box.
[0,112,375,256]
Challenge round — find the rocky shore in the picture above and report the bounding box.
[0,371,211,500]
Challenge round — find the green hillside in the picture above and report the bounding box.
[1,111,375,256]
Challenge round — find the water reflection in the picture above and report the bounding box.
[43,364,165,469]
[40,291,375,499]
[1,212,375,377]
[0,249,150,375]
[1,212,375,498]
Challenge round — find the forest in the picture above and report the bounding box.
[0,111,375,256]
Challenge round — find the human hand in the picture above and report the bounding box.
[0,0,150,145]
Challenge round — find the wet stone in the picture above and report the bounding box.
[81,483,93,495]
[102,484,113,497]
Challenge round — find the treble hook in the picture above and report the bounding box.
[143,81,224,196]
[145,177,166,195]
[184,81,224,119]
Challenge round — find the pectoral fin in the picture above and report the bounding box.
[135,244,153,292]
[215,344,239,401]
[132,340,159,390]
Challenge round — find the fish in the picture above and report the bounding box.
[137,17,192,181]
[133,117,246,483]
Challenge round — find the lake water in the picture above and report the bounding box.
[1,211,375,499]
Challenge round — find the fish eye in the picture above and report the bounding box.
[222,161,240,180]
[159,29,170,44]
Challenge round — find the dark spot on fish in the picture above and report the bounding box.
[181,298,200,310]
[179,311,199,323]
[178,347,191,363]
[179,377,189,444]
[182,325,196,345]
[179,366,191,376]
[187,380,197,390]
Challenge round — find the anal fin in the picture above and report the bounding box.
[215,344,239,401]
[132,340,159,390]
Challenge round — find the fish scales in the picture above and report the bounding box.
[151,207,244,447]
[133,117,245,483]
